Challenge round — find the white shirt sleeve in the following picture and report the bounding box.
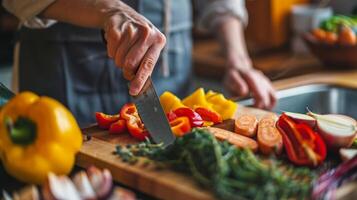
[194,0,248,31]
[2,0,57,28]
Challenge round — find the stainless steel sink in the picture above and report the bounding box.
[238,84,357,119]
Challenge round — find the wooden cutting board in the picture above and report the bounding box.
[75,106,272,200]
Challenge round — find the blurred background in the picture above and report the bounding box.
[0,0,356,92]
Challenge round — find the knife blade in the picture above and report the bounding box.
[131,77,175,147]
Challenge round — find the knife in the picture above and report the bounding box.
[131,77,176,147]
[99,30,175,146]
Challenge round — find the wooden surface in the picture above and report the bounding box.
[76,106,273,200]
[76,70,357,200]
[272,70,357,90]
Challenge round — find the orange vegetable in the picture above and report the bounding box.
[257,114,283,155]
[324,32,338,44]
[234,114,258,137]
[338,26,356,46]
[120,103,149,141]
[312,28,327,42]
[95,112,120,129]
[206,127,258,152]
[170,117,191,137]
[109,119,126,134]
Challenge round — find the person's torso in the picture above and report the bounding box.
[17,0,193,126]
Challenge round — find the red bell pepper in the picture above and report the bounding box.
[277,114,326,167]
[95,112,120,129]
[170,107,203,127]
[120,103,149,141]
[194,107,222,124]
[109,119,127,134]
[166,111,177,122]
[170,117,191,137]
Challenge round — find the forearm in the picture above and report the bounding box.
[216,16,252,71]
[41,0,128,28]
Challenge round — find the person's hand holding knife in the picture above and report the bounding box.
[41,0,166,96]
[103,2,166,96]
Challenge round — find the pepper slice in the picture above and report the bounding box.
[277,114,326,166]
[159,91,185,114]
[171,107,203,127]
[95,112,120,129]
[194,107,222,124]
[109,119,127,134]
[170,117,191,137]
[120,103,149,141]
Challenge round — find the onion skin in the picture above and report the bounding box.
[315,114,357,149]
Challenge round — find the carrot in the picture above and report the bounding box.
[235,114,258,137]
[257,114,283,155]
[338,26,356,46]
[206,127,258,152]
[324,32,338,45]
[312,28,327,42]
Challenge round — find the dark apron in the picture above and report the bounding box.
[18,0,192,127]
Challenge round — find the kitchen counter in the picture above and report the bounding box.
[272,70,357,90]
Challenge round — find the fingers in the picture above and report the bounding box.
[267,80,277,110]
[114,24,140,69]
[103,10,166,95]
[129,42,164,96]
[241,70,276,110]
[105,17,125,58]
[224,69,249,96]
[122,26,152,80]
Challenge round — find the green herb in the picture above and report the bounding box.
[320,15,357,33]
[115,128,315,200]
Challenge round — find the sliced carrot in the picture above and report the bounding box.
[257,114,283,155]
[206,127,258,152]
[234,114,258,137]
[258,114,277,128]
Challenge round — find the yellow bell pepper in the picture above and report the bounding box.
[0,92,82,184]
[160,91,185,114]
[205,90,217,99]
[182,88,213,110]
[206,92,237,120]
[160,88,237,121]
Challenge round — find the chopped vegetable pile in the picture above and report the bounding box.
[115,128,315,200]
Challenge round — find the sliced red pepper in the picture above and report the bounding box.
[120,103,149,141]
[166,111,178,122]
[95,112,120,129]
[109,119,127,134]
[170,117,191,137]
[171,107,203,127]
[194,107,222,124]
[277,114,326,166]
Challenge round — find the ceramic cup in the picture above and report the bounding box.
[291,4,333,54]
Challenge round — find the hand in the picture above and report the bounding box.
[103,2,166,96]
[224,56,277,110]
